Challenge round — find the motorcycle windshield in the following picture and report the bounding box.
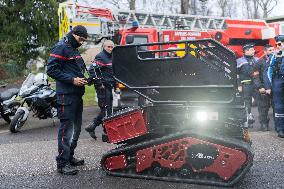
[19,73,49,97]
[19,73,35,96]
[112,39,238,104]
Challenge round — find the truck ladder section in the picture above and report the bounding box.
[64,3,229,30]
[113,10,227,30]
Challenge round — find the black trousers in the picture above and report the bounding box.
[93,85,113,127]
[242,83,254,114]
[272,76,284,133]
[56,94,83,168]
[256,92,271,125]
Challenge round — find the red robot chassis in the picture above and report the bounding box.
[99,39,253,187]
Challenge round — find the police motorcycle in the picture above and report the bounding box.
[0,85,20,123]
[9,73,57,133]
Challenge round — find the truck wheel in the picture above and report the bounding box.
[9,109,25,133]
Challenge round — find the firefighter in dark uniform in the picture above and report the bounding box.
[237,44,259,127]
[47,25,88,175]
[85,40,117,141]
[254,44,274,131]
[266,35,284,138]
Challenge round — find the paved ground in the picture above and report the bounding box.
[0,107,284,189]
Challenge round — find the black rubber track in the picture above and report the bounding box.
[101,131,254,187]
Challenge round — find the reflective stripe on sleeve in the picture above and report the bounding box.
[50,54,82,60]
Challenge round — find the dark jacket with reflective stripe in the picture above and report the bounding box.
[236,56,259,86]
[47,37,85,95]
[254,56,270,89]
[88,49,115,87]
[265,53,284,89]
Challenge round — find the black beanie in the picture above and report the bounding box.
[72,25,88,39]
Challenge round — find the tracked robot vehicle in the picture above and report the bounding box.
[100,39,253,187]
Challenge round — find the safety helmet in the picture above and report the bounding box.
[132,21,139,27]
[33,73,48,86]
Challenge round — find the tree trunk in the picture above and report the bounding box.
[243,0,252,19]
[255,0,278,18]
[263,7,268,18]
[190,0,197,15]
[181,0,189,14]
[252,0,259,19]
[129,0,136,10]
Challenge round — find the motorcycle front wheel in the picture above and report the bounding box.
[2,101,21,123]
[9,109,26,133]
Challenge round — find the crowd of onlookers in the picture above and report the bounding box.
[237,35,284,138]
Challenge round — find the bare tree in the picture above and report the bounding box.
[242,0,253,18]
[189,0,208,15]
[181,0,190,14]
[242,0,261,19]
[103,0,135,10]
[128,0,136,10]
[226,0,238,17]
[252,0,260,18]
[256,0,277,18]
[199,0,208,15]
[217,0,237,17]
[217,0,228,16]
[103,0,122,9]
[169,0,180,14]
[190,0,197,14]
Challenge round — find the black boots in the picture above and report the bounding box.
[85,123,98,139]
[57,164,79,175]
[85,122,96,132]
[70,158,85,166]
[57,158,84,175]
[260,124,269,131]
[102,132,109,143]
[85,122,109,142]
[89,130,97,140]
[278,131,284,138]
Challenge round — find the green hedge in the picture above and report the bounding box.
[0,60,23,80]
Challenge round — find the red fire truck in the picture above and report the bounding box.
[118,20,275,58]
[265,16,284,36]
[59,2,275,58]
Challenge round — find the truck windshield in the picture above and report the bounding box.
[132,35,148,51]
[133,35,148,44]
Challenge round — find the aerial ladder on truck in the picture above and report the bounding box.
[58,1,275,57]
[59,1,227,40]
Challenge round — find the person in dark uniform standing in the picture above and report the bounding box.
[85,40,117,141]
[237,44,259,127]
[254,44,274,131]
[266,35,284,138]
[47,25,88,175]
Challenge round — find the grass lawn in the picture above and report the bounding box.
[83,85,97,106]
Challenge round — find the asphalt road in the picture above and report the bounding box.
[0,107,284,189]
